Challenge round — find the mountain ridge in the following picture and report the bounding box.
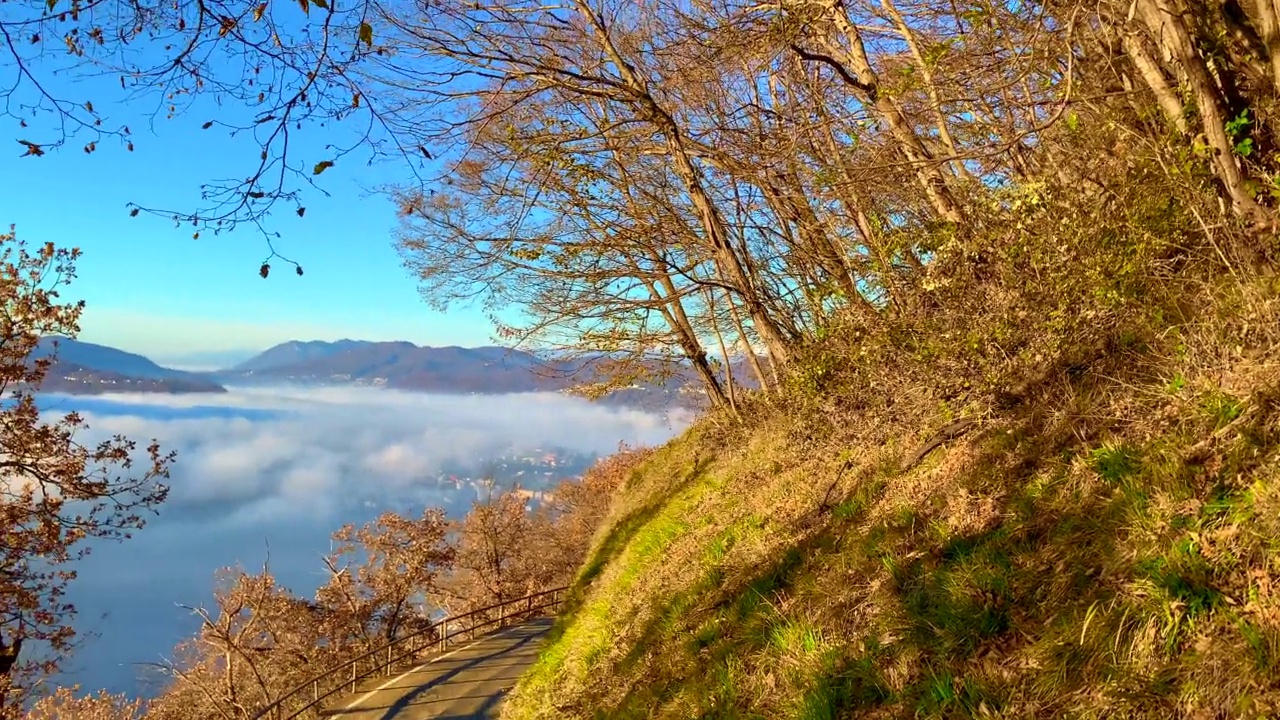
[26,337,713,410]
[32,337,228,395]
[30,337,759,411]
[213,339,702,409]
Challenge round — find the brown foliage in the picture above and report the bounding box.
[22,686,143,720]
[148,512,453,719]
[0,228,171,714]
[438,481,540,615]
[528,445,654,585]
[317,509,454,648]
[144,567,330,720]
[440,446,650,614]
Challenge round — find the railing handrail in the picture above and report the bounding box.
[250,585,568,720]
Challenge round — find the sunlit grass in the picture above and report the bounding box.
[505,352,1280,720]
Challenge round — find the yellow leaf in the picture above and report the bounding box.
[253,3,266,21]
[313,160,335,175]
[359,22,373,47]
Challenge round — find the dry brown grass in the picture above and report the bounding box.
[504,245,1280,719]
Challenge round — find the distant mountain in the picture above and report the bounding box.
[229,339,381,373]
[214,340,715,410]
[40,363,228,395]
[17,336,769,406]
[36,337,186,379]
[218,340,571,393]
[32,337,227,395]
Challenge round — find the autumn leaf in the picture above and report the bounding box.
[296,207,306,217]
[129,208,139,217]
[202,121,213,129]
[296,265,304,276]
[418,145,433,159]
[193,232,200,239]
[312,0,328,8]
[253,3,266,21]
[359,22,374,47]
[259,262,271,279]
[18,140,44,157]
[297,0,309,14]
[313,160,335,175]
[352,93,361,108]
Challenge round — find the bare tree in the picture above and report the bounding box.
[316,509,454,648]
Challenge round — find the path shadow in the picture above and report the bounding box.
[322,619,551,720]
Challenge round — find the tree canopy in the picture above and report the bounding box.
[5,0,1279,402]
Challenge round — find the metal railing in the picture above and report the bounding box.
[250,586,568,720]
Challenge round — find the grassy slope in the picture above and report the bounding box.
[506,296,1280,718]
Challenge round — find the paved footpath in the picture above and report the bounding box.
[321,618,553,720]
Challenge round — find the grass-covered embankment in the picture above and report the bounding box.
[505,274,1280,718]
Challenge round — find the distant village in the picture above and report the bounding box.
[435,446,599,489]
[356,445,601,515]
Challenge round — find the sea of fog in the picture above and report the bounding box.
[36,386,690,698]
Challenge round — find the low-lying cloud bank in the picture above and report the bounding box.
[48,385,691,524]
[40,386,689,697]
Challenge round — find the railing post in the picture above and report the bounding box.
[386,644,393,676]
[350,659,357,693]
[312,679,318,702]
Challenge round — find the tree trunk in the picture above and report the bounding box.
[879,0,971,180]
[1119,31,1189,134]
[1132,0,1271,222]
[808,0,965,224]
[577,3,795,367]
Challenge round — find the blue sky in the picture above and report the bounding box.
[0,83,496,366]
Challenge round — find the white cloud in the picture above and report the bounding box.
[57,385,688,524]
